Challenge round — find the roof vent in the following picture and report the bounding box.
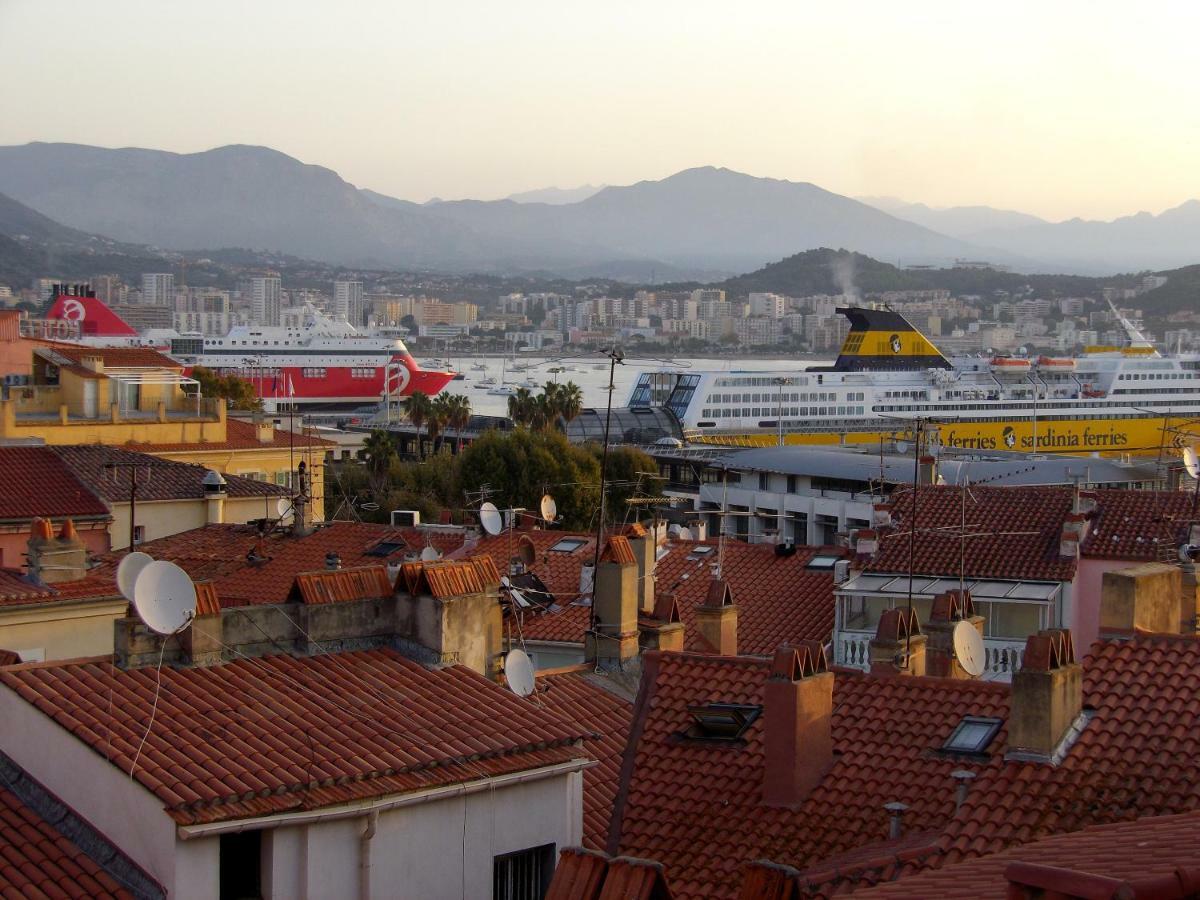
[885,801,909,840]
[201,469,227,495]
[326,551,342,570]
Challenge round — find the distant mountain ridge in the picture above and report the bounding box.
[505,184,604,205]
[857,196,1049,239]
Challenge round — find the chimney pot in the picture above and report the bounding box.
[951,769,976,812]
[326,551,342,570]
[884,801,909,840]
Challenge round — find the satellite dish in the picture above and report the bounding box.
[952,620,985,678]
[420,545,440,562]
[540,494,557,522]
[677,526,693,541]
[518,535,537,567]
[116,552,154,601]
[276,497,291,518]
[1183,446,1199,480]
[479,502,503,536]
[132,560,197,635]
[895,441,909,456]
[505,648,536,697]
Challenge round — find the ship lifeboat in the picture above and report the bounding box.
[1037,356,1076,372]
[990,356,1033,374]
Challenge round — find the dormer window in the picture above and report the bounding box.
[686,703,761,741]
[548,538,586,553]
[942,716,1003,755]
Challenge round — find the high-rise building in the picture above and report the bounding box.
[141,273,175,306]
[91,275,125,305]
[333,280,364,326]
[251,277,282,326]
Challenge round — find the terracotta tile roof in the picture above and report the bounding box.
[38,342,180,369]
[611,632,1200,899]
[600,536,637,566]
[538,667,635,849]
[50,446,287,501]
[0,568,55,606]
[0,785,135,899]
[468,530,598,599]
[869,485,1077,581]
[400,557,501,599]
[194,583,220,616]
[1082,489,1199,561]
[86,522,464,608]
[125,416,336,453]
[0,648,591,826]
[0,649,21,666]
[291,566,393,604]
[854,811,1200,899]
[546,848,674,900]
[0,448,110,522]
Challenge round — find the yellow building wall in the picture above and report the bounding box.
[153,448,326,520]
[110,495,300,550]
[0,398,226,445]
[0,599,129,662]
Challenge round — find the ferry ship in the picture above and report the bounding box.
[629,307,1200,457]
[44,289,454,410]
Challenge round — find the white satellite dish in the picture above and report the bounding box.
[116,552,154,601]
[677,526,693,541]
[1183,446,1199,480]
[132,560,197,635]
[479,502,503,536]
[895,441,909,456]
[276,497,291,518]
[505,648,536,697]
[420,545,440,562]
[952,620,985,678]
[540,494,557,522]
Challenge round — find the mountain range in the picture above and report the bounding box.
[0,142,1196,278]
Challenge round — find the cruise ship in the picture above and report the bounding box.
[44,289,454,410]
[629,307,1200,457]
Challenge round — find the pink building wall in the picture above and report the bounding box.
[0,522,110,571]
[1073,556,1146,651]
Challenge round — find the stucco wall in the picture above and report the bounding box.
[0,521,108,570]
[0,598,128,661]
[1075,557,1139,650]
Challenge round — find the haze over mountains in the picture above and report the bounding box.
[0,142,1197,279]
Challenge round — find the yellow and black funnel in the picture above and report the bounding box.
[828,307,952,371]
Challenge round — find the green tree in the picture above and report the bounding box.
[445,393,472,453]
[361,429,398,498]
[429,393,454,453]
[588,444,663,528]
[557,381,584,427]
[507,387,535,428]
[190,365,262,411]
[402,391,433,459]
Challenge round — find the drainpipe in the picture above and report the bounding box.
[360,809,379,900]
[884,801,908,840]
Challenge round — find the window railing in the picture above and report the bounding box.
[834,629,1026,680]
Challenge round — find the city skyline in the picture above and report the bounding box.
[1,0,1198,222]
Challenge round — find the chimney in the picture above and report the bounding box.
[918,454,936,486]
[1182,561,1200,636]
[628,526,656,615]
[81,353,104,374]
[1007,629,1083,763]
[925,590,984,679]
[762,642,834,807]
[1099,562,1181,639]
[951,769,976,812]
[325,551,342,570]
[638,591,684,653]
[585,537,640,668]
[869,607,927,676]
[873,504,893,528]
[26,518,89,584]
[291,461,314,537]
[695,579,738,656]
[253,409,274,444]
[854,528,878,557]
[1059,513,1089,559]
[202,470,227,525]
[1073,489,1099,516]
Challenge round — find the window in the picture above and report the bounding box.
[366,540,407,557]
[549,537,587,553]
[132,525,145,545]
[494,843,555,900]
[220,830,262,900]
[686,703,762,740]
[942,716,1003,755]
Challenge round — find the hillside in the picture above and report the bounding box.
[857,197,1048,239]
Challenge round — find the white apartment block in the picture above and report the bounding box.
[748,292,787,318]
[333,280,365,326]
[251,276,282,327]
[141,272,175,306]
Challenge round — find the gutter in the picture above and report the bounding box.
[176,757,593,840]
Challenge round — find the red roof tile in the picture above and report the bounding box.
[538,667,635,849]
[0,448,110,522]
[38,342,180,369]
[292,566,393,604]
[400,557,501,598]
[869,485,1077,582]
[548,847,610,900]
[0,648,591,826]
[125,416,335,453]
[194,583,220,616]
[0,785,135,899]
[1083,489,1199,561]
[547,848,675,900]
[600,536,637,566]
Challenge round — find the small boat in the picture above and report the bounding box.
[1037,356,1076,372]
[420,359,441,369]
[990,357,1033,374]
[488,385,517,397]
[478,376,497,387]
[471,363,488,372]
[520,378,539,389]
[452,372,466,381]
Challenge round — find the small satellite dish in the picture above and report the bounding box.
[479,502,503,536]
[540,494,557,522]
[505,648,536,697]
[518,534,537,567]
[1183,446,1199,480]
[677,526,693,541]
[952,620,985,678]
[116,551,154,601]
[276,497,291,518]
[895,441,909,456]
[420,545,440,562]
[132,560,197,635]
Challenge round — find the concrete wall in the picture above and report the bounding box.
[1075,557,1144,650]
[0,598,128,662]
[110,496,283,550]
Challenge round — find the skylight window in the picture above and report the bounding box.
[366,540,407,557]
[548,538,587,553]
[687,545,715,559]
[806,554,841,570]
[686,703,761,741]
[942,716,1003,755]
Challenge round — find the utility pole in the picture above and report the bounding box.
[104,459,180,549]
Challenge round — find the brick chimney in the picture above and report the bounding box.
[627,525,656,616]
[253,409,274,444]
[925,590,984,679]
[1099,562,1181,638]
[695,579,738,656]
[638,591,684,653]
[869,606,927,676]
[873,504,893,528]
[585,537,640,668]
[762,642,834,807]
[26,518,89,584]
[854,529,878,557]
[1006,629,1083,762]
[1059,512,1089,559]
[291,461,314,537]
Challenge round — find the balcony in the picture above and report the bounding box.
[834,629,1026,681]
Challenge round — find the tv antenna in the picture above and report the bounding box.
[104,458,184,549]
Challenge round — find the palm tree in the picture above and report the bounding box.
[508,387,534,428]
[447,394,472,453]
[360,429,397,498]
[557,381,584,429]
[530,393,556,431]
[428,393,454,454]
[403,391,433,459]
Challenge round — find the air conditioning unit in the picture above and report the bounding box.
[390,510,421,527]
[833,559,851,584]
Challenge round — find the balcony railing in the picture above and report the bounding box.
[834,630,1026,681]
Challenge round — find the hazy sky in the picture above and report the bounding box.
[2,0,1197,221]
